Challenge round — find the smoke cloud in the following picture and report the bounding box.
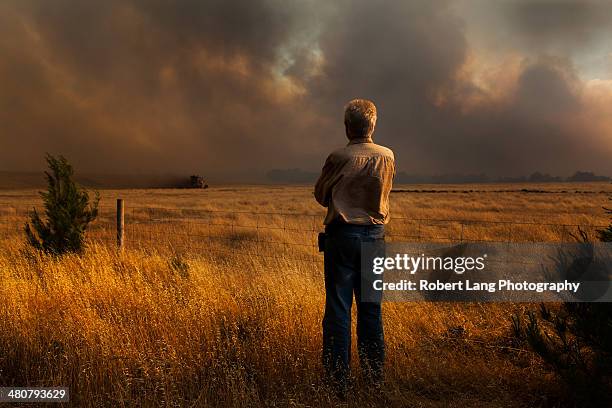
[0,0,611,181]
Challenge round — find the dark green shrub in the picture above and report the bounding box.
[599,198,612,242]
[511,221,612,406]
[25,154,99,254]
[513,303,611,406]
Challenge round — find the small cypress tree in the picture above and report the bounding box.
[25,154,99,254]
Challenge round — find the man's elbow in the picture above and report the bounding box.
[314,190,328,207]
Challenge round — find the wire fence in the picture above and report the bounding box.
[0,204,608,264]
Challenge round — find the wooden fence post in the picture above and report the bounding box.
[117,199,124,250]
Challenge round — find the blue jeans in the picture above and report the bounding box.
[322,223,385,388]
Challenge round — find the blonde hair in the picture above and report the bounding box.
[344,99,377,139]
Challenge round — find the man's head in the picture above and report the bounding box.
[344,99,377,140]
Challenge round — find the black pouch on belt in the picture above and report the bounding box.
[317,232,326,252]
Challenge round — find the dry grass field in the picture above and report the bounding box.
[0,183,610,407]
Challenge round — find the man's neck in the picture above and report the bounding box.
[348,137,373,145]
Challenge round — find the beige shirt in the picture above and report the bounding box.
[314,137,395,225]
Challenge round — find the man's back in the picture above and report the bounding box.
[314,137,395,225]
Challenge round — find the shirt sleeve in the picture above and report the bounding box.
[314,154,339,207]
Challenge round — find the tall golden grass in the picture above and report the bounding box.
[0,184,609,407]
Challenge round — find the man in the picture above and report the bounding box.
[314,99,395,392]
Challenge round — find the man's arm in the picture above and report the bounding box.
[314,155,338,207]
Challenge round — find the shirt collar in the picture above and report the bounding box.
[348,137,373,145]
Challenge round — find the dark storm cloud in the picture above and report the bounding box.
[307,0,612,175]
[307,0,469,168]
[458,0,612,73]
[507,0,612,49]
[0,0,327,178]
[0,0,610,180]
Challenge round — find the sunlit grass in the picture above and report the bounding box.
[0,183,608,407]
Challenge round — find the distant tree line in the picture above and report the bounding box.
[395,170,610,184]
[267,168,611,184]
